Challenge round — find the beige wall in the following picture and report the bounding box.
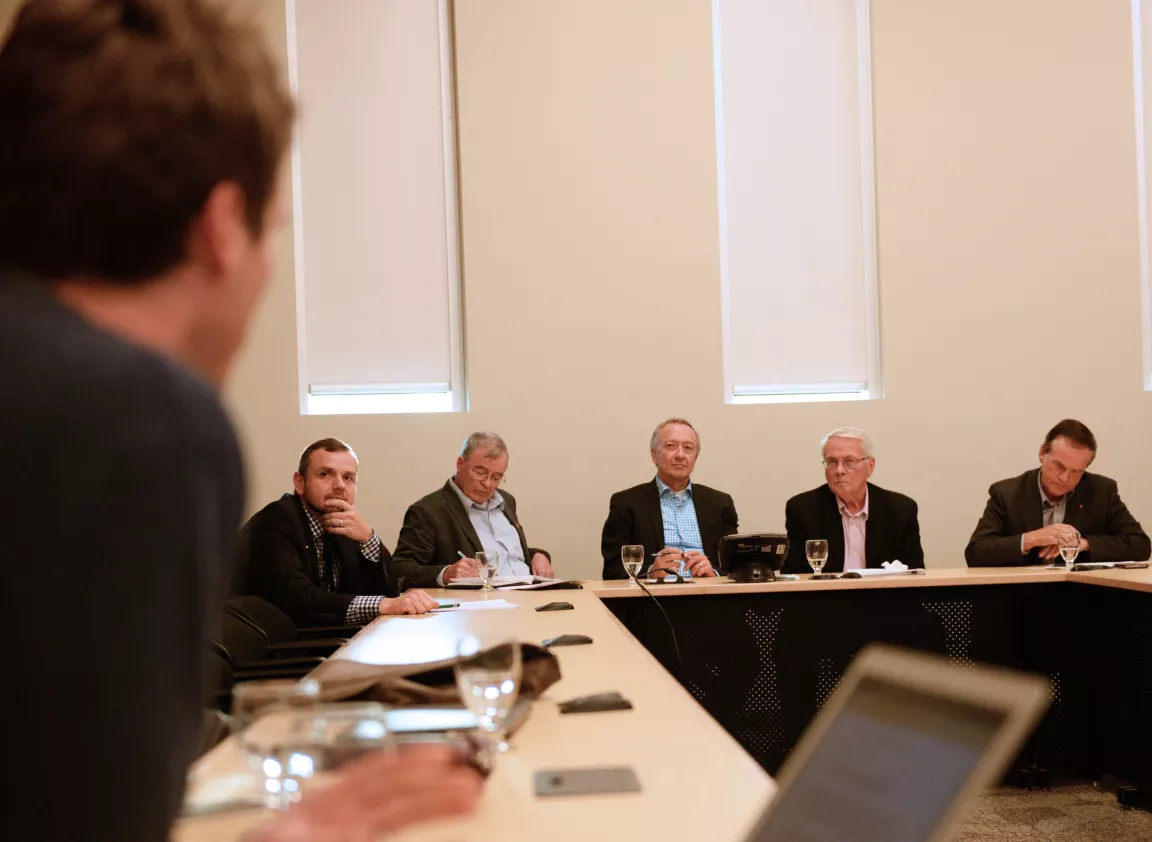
[4,0,1150,577]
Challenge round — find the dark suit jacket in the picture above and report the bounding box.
[236,493,399,625]
[391,481,549,588]
[965,469,1151,566]
[782,483,925,574]
[600,480,739,579]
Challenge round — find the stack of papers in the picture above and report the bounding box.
[448,576,570,590]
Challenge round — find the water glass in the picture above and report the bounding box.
[1059,531,1081,569]
[806,539,830,577]
[238,701,392,811]
[455,635,521,755]
[622,545,644,586]
[476,551,499,591]
[231,678,321,732]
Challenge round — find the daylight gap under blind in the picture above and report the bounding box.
[288,0,465,416]
[714,0,882,404]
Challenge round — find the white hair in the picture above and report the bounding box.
[460,432,507,461]
[820,426,874,458]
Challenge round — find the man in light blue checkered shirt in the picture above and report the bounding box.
[600,418,740,580]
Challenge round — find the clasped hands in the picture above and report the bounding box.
[649,548,717,578]
[1025,523,1087,560]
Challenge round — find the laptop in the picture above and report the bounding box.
[744,644,1050,842]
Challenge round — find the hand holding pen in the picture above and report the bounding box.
[442,550,482,584]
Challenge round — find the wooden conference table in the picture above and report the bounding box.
[176,587,774,842]
[178,565,1152,841]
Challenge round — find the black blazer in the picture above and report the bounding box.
[782,483,925,575]
[965,469,1151,567]
[391,481,548,588]
[600,480,739,579]
[236,494,398,626]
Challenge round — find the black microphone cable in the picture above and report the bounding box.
[629,570,688,683]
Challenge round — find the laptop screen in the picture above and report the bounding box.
[748,676,1008,842]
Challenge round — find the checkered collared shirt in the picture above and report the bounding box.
[655,476,704,578]
[299,497,385,624]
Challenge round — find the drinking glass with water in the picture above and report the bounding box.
[455,635,521,755]
[622,545,644,585]
[475,551,499,591]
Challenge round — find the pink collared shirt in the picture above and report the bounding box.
[838,491,869,571]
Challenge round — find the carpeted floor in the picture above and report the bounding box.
[956,785,1152,841]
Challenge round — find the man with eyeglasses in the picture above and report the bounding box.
[601,418,739,579]
[965,419,1150,566]
[392,432,553,586]
[782,427,924,574]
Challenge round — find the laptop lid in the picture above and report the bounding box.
[744,644,1049,842]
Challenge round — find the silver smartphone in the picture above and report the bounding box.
[533,766,642,797]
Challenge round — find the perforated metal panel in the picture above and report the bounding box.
[735,607,785,762]
[923,600,976,671]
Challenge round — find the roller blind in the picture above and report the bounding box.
[289,0,463,414]
[715,0,881,402]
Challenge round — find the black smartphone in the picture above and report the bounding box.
[557,691,633,714]
[534,766,641,797]
[535,601,574,612]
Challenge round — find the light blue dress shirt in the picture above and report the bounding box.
[444,478,530,581]
[655,476,704,578]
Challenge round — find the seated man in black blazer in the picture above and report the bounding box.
[966,419,1151,566]
[601,418,738,579]
[782,427,924,574]
[237,438,436,625]
[392,432,552,587]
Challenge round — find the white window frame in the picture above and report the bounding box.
[1133,0,1152,390]
[713,0,883,405]
[286,0,467,416]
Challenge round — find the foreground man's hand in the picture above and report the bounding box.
[243,744,483,842]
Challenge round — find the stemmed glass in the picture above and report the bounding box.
[231,678,321,734]
[806,539,832,579]
[455,635,521,756]
[237,700,392,810]
[1059,531,1081,570]
[476,551,499,592]
[622,545,645,586]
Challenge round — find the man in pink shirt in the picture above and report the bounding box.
[782,427,924,574]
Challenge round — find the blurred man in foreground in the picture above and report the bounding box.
[0,2,479,840]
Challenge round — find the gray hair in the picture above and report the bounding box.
[459,431,508,461]
[650,417,701,452]
[820,426,874,458]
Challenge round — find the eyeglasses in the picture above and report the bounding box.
[469,466,506,486]
[822,457,871,471]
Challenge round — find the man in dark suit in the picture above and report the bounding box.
[782,427,924,575]
[0,4,481,840]
[601,418,739,579]
[966,419,1151,566]
[392,432,553,587]
[238,438,437,625]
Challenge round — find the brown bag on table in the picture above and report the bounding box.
[306,642,561,724]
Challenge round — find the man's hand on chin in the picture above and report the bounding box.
[321,498,374,542]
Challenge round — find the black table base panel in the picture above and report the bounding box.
[607,583,1149,783]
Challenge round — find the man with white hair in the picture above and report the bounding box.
[782,427,924,574]
[392,432,553,587]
